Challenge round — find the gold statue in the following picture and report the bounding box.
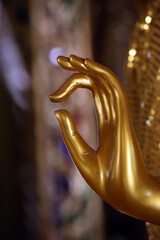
[50,55,160,225]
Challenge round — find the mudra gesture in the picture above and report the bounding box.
[50,55,160,225]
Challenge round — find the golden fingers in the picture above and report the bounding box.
[50,55,160,225]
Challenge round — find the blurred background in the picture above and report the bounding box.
[0,0,149,239]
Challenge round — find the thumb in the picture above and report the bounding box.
[55,109,97,175]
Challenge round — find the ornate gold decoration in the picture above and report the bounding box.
[125,0,160,238]
[50,55,160,225]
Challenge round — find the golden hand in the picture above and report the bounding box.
[50,55,160,225]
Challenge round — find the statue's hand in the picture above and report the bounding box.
[50,55,160,224]
[50,55,124,196]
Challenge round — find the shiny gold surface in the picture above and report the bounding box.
[125,0,160,236]
[50,55,160,225]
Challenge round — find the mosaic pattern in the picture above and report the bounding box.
[125,0,160,239]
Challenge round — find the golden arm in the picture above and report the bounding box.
[50,55,160,225]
